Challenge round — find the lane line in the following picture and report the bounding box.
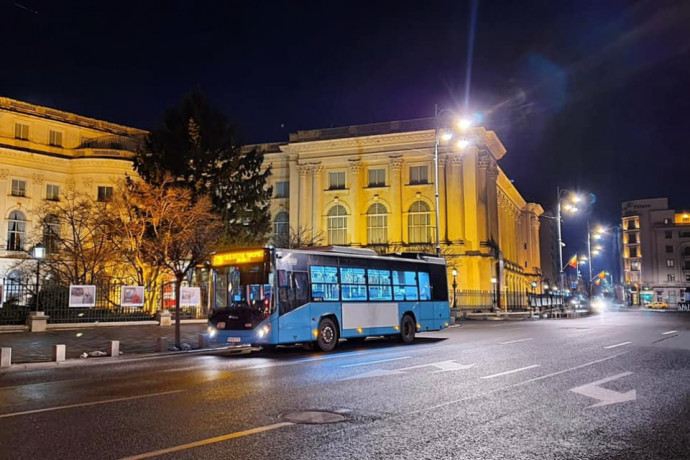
[481,364,540,379]
[499,338,533,345]
[341,357,411,368]
[662,330,677,335]
[120,422,294,459]
[0,390,183,419]
[405,352,628,416]
[604,341,631,349]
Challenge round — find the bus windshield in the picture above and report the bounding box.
[213,264,273,313]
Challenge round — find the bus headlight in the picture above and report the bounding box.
[257,325,271,338]
[207,327,217,338]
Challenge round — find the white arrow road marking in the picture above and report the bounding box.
[340,368,407,380]
[662,330,677,335]
[341,357,411,368]
[499,338,534,345]
[604,341,631,349]
[569,372,636,408]
[481,365,540,379]
[341,360,475,380]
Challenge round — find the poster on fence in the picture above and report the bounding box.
[69,285,96,307]
[180,287,200,306]
[121,286,145,307]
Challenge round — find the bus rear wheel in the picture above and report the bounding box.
[317,317,339,352]
[400,315,416,344]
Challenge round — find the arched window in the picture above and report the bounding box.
[6,210,26,251]
[273,212,289,242]
[408,201,431,243]
[367,203,388,245]
[327,205,348,245]
[43,214,60,254]
[5,269,22,302]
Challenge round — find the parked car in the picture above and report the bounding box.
[648,301,669,309]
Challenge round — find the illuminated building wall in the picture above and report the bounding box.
[0,97,145,277]
[260,119,543,293]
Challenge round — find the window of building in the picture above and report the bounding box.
[392,270,418,301]
[46,184,60,201]
[340,267,366,301]
[629,247,638,258]
[310,266,339,301]
[43,214,60,254]
[631,261,640,271]
[366,203,388,245]
[49,130,63,147]
[409,165,428,185]
[408,201,431,243]
[274,181,289,198]
[6,210,26,251]
[667,259,675,267]
[686,275,690,282]
[679,231,690,238]
[367,268,392,301]
[628,233,637,244]
[11,179,27,197]
[666,245,673,254]
[328,172,346,190]
[5,270,22,302]
[665,231,673,239]
[327,205,348,245]
[14,123,29,140]
[664,218,672,224]
[669,290,677,303]
[273,211,289,242]
[97,186,113,202]
[368,169,385,187]
[668,274,676,282]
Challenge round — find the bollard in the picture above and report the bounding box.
[0,348,11,368]
[156,337,167,352]
[53,344,66,362]
[108,340,120,357]
[198,333,210,349]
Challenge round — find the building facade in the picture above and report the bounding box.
[622,198,690,306]
[0,97,144,279]
[261,118,543,294]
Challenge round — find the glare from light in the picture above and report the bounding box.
[571,195,582,203]
[458,118,472,130]
[451,268,458,277]
[456,138,470,150]
[490,277,497,284]
[207,327,217,338]
[593,249,600,255]
[441,132,453,141]
[593,234,602,240]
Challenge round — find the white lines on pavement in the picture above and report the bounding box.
[481,365,540,379]
[341,357,411,368]
[0,390,184,419]
[604,341,631,349]
[120,422,294,460]
[662,330,677,335]
[499,338,534,345]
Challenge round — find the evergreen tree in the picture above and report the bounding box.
[134,91,272,246]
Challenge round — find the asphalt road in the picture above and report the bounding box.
[1,311,688,460]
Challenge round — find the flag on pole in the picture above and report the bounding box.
[567,254,578,269]
[598,271,606,279]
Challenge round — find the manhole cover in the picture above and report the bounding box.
[279,410,347,424]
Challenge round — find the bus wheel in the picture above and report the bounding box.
[317,317,339,352]
[400,315,416,344]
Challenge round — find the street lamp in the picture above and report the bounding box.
[451,267,458,308]
[587,223,606,297]
[555,187,583,295]
[32,243,45,312]
[433,105,474,256]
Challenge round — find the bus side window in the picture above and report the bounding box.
[418,272,431,300]
[293,271,310,310]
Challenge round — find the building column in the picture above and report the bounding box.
[486,160,500,245]
[348,160,362,246]
[438,155,448,243]
[298,164,311,231]
[476,152,490,245]
[530,212,541,275]
[446,155,464,243]
[389,156,403,245]
[288,154,299,233]
[312,165,324,238]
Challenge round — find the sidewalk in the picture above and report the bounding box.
[0,323,208,363]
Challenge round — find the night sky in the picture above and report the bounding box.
[4,0,690,271]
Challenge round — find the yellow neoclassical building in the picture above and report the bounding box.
[261,119,543,294]
[0,97,144,278]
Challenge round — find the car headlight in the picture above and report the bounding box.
[257,325,271,338]
[207,326,217,338]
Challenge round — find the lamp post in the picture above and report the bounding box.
[586,224,606,298]
[433,105,473,257]
[555,187,583,295]
[451,267,458,308]
[491,276,497,310]
[32,243,45,312]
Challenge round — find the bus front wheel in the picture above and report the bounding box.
[400,315,416,344]
[317,317,339,352]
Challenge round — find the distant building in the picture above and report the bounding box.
[0,97,145,278]
[538,212,559,290]
[258,119,544,294]
[621,198,690,305]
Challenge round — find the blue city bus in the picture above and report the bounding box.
[207,246,450,351]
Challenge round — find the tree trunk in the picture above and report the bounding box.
[174,275,183,348]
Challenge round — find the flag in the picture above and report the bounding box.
[567,254,578,269]
[598,271,606,279]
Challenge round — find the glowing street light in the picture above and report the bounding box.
[556,188,585,294]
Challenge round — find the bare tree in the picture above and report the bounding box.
[274,226,325,249]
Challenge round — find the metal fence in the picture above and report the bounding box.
[451,290,532,312]
[0,279,207,326]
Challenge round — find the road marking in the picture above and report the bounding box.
[248,351,366,369]
[570,372,636,407]
[0,390,183,419]
[481,365,540,379]
[604,341,631,349]
[499,338,533,345]
[662,330,677,335]
[341,360,475,380]
[120,422,294,460]
[341,357,410,368]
